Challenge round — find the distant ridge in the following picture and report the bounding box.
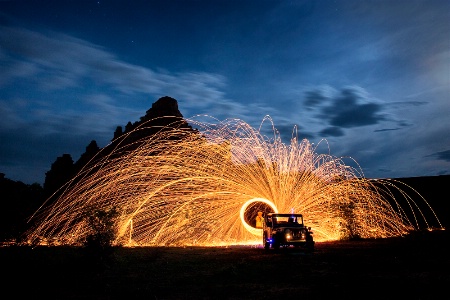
[377,175,450,229]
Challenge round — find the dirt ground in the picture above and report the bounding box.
[2,230,449,299]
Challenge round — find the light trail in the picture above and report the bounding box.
[240,198,278,236]
[24,116,444,246]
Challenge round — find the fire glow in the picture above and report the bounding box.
[24,116,444,246]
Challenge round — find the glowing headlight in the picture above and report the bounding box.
[285,229,292,240]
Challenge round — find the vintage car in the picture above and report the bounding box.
[262,213,314,251]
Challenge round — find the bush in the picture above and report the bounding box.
[82,207,119,266]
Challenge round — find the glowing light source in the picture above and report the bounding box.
[240,197,278,236]
[24,116,444,247]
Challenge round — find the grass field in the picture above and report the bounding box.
[2,230,449,299]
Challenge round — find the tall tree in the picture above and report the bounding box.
[43,153,74,198]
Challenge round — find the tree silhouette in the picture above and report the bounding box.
[113,126,123,141]
[83,207,119,267]
[43,153,74,199]
[74,140,100,172]
[0,174,43,242]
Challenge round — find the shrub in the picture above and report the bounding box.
[82,207,119,266]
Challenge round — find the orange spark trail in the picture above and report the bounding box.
[24,116,444,246]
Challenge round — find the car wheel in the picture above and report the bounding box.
[305,241,314,253]
[272,239,280,249]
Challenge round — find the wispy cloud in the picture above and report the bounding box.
[299,85,402,138]
[0,25,242,183]
[426,150,450,162]
[0,26,230,107]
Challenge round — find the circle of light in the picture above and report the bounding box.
[240,198,278,236]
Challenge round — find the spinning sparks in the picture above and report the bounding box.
[24,116,443,247]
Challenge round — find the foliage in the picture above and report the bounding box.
[83,207,119,249]
[331,198,361,240]
[82,207,120,267]
[0,175,44,243]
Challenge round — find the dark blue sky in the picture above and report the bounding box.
[1,0,449,185]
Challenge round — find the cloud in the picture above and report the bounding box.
[321,88,385,128]
[0,24,245,132]
[0,26,229,108]
[1,24,297,184]
[373,128,402,133]
[264,122,315,143]
[426,150,450,162]
[300,86,392,136]
[304,90,328,109]
[319,126,345,137]
[289,83,449,179]
[0,25,243,184]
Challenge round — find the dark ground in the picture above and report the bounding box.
[2,230,449,300]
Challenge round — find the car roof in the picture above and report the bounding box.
[267,213,303,217]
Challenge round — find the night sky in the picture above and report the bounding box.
[1,0,449,185]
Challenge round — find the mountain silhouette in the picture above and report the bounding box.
[43,96,196,197]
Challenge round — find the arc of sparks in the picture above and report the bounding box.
[24,116,444,247]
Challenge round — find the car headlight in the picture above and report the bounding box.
[285,229,292,240]
[301,229,307,239]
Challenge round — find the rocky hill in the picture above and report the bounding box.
[44,96,196,197]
